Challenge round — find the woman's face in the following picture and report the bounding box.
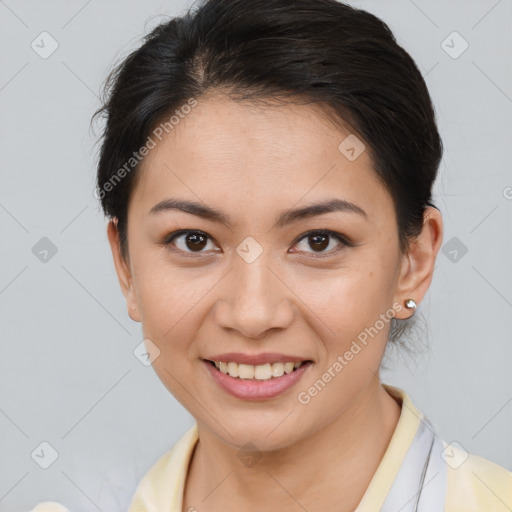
[109,94,428,450]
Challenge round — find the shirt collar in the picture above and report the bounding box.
[128,384,423,512]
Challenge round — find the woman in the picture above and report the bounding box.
[31,0,511,511]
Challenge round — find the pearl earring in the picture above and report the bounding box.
[404,298,417,313]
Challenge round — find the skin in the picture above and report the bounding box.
[107,92,443,512]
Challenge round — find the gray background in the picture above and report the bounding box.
[1,0,511,511]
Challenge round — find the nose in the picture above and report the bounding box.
[214,255,295,339]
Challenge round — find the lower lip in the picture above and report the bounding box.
[203,360,312,401]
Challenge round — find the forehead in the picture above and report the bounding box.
[130,94,392,225]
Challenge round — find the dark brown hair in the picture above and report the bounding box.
[92,0,442,346]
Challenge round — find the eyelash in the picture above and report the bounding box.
[162,229,352,258]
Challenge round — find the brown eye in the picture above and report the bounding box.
[184,232,207,251]
[164,230,217,254]
[292,229,349,256]
[308,233,330,251]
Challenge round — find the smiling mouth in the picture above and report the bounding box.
[204,359,313,381]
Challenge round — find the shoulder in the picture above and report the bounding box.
[28,502,70,512]
[26,447,183,512]
[28,425,198,512]
[128,422,199,512]
[443,440,512,512]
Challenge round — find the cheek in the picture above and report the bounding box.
[132,254,218,345]
[297,261,395,325]
[132,260,211,403]
[293,259,396,361]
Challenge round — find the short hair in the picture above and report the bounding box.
[92,0,443,347]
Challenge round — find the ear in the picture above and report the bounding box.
[107,218,141,322]
[392,206,443,319]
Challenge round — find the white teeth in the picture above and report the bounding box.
[238,364,254,379]
[272,362,285,378]
[254,363,272,380]
[284,362,294,374]
[227,361,239,378]
[211,360,306,380]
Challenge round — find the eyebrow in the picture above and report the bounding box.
[149,197,368,228]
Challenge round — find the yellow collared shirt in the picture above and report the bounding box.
[30,385,512,512]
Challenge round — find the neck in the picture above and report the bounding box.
[183,380,401,512]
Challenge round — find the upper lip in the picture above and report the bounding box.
[204,352,312,366]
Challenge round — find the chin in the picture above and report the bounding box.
[204,412,307,453]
